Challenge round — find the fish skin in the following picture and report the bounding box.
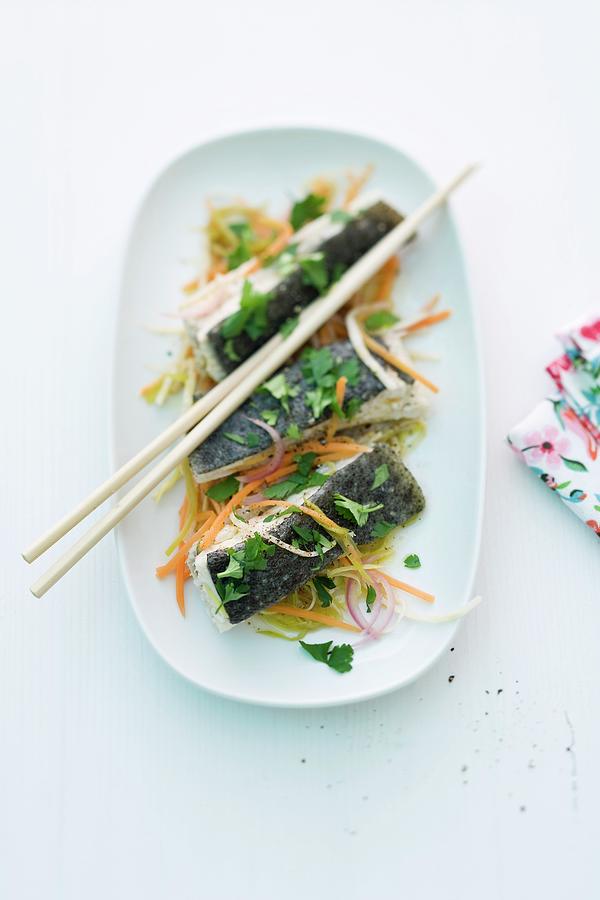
[188,340,412,481]
[207,201,404,374]
[200,445,425,625]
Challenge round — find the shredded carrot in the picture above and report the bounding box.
[260,222,293,260]
[343,164,374,208]
[423,293,440,314]
[265,604,360,632]
[300,440,370,455]
[363,333,439,393]
[182,277,200,295]
[200,480,262,550]
[375,257,399,301]
[376,571,435,604]
[175,555,186,615]
[140,377,162,398]
[156,513,215,578]
[404,309,451,334]
[244,500,347,535]
[326,376,347,442]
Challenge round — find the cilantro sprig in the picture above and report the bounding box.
[215,533,276,609]
[263,452,328,500]
[206,475,240,502]
[259,372,298,413]
[300,346,361,421]
[333,494,384,527]
[220,280,273,349]
[226,221,254,271]
[290,193,327,231]
[299,640,354,673]
[403,553,421,569]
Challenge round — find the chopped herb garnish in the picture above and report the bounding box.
[331,261,347,283]
[364,310,399,332]
[371,463,390,490]
[216,556,244,581]
[299,639,354,673]
[206,475,240,502]
[330,209,354,224]
[300,252,329,292]
[313,575,336,607]
[300,347,360,421]
[224,432,247,445]
[295,452,318,477]
[267,243,298,276]
[280,316,299,337]
[372,521,395,539]
[224,339,240,362]
[365,584,376,613]
[263,506,301,523]
[334,494,384,527]
[259,372,298,413]
[246,433,260,448]
[263,469,328,500]
[226,221,254,270]
[286,423,302,441]
[216,581,249,606]
[220,280,273,342]
[261,409,279,427]
[290,193,327,231]
[344,396,362,419]
[403,553,421,569]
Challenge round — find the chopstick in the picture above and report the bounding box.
[26,163,476,597]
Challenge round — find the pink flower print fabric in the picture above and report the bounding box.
[508,311,600,541]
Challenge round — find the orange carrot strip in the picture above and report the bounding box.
[200,480,262,551]
[156,514,215,578]
[139,377,162,397]
[265,604,360,633]
[175,556,186,615]
[404,309,451,334]
[244,500,345,534]
[260,222,293,260]
[300,440,370,455]
[327,376,347,442]
[376,257,399,301]
[376,571,435,604]
[363,333,439,393]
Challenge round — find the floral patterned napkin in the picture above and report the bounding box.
[508,313,600,539]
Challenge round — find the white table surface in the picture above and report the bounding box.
[2,1,599,897]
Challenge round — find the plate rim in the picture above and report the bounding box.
[110,124,486,708]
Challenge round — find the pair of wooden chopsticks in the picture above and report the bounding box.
[23,164,477,597]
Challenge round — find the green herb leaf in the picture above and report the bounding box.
[206,475,240,502]
[216,580,249,605]
[371,463,390,490]
[330,209,354,224]
[286,423,301,441]
[261,409,279,427]
[226,221,254,271]
[403,553,421,569]
[216,555,244,580]
[300,252,329,293]
[290,193,327,231]
[224,339,240,362]
[263,469,328,500]
[260,372,299,413]
[372,521,395,539]
[294,451,318,477]
[327,644,354,673]
[364,310,399,332]
[314,574,336,607]
[280,316,299,337]
[224,432,247,445]
[333,494,384,527]
[344,397,362,419]
[365,584,376,613]
[299,640,332,663]
[220,280,272,342]
[246,433,260,448]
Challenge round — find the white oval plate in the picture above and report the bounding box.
[113,127,484,707]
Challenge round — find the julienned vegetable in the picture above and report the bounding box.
[145,169,471,674]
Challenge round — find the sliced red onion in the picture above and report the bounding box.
[238,417,285,483]
[241,491,266,506]
[345,579,369,631]
[179,291,228,320]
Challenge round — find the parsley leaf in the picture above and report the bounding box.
[372,521,395,539]
[263,469,328,500]
[260,372,298,413]
[300,640,354,673]
[300,347,361,421]
[334,494,384,527]
[365,584,376,613]
[294,451,318,477]
[286,423,301,441]
[261,408,279,427]
[290,193,327,231]
[220,280,273,342]
[224,432,247,445]
[313,575,336,607]
[300,252,329,292]
[216,555,244,581]
[371,464,390,489]
[330,209,354,224]
[206,475,240,502]
[280,316,299,337]
[344,396,362,419]
[403,553,421,569]
[227,221,254,270]
[364,310,399,332]
[215,580,249,605]
[246,433,260,448]
[224,339,240,362]
[267,243,298,276]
